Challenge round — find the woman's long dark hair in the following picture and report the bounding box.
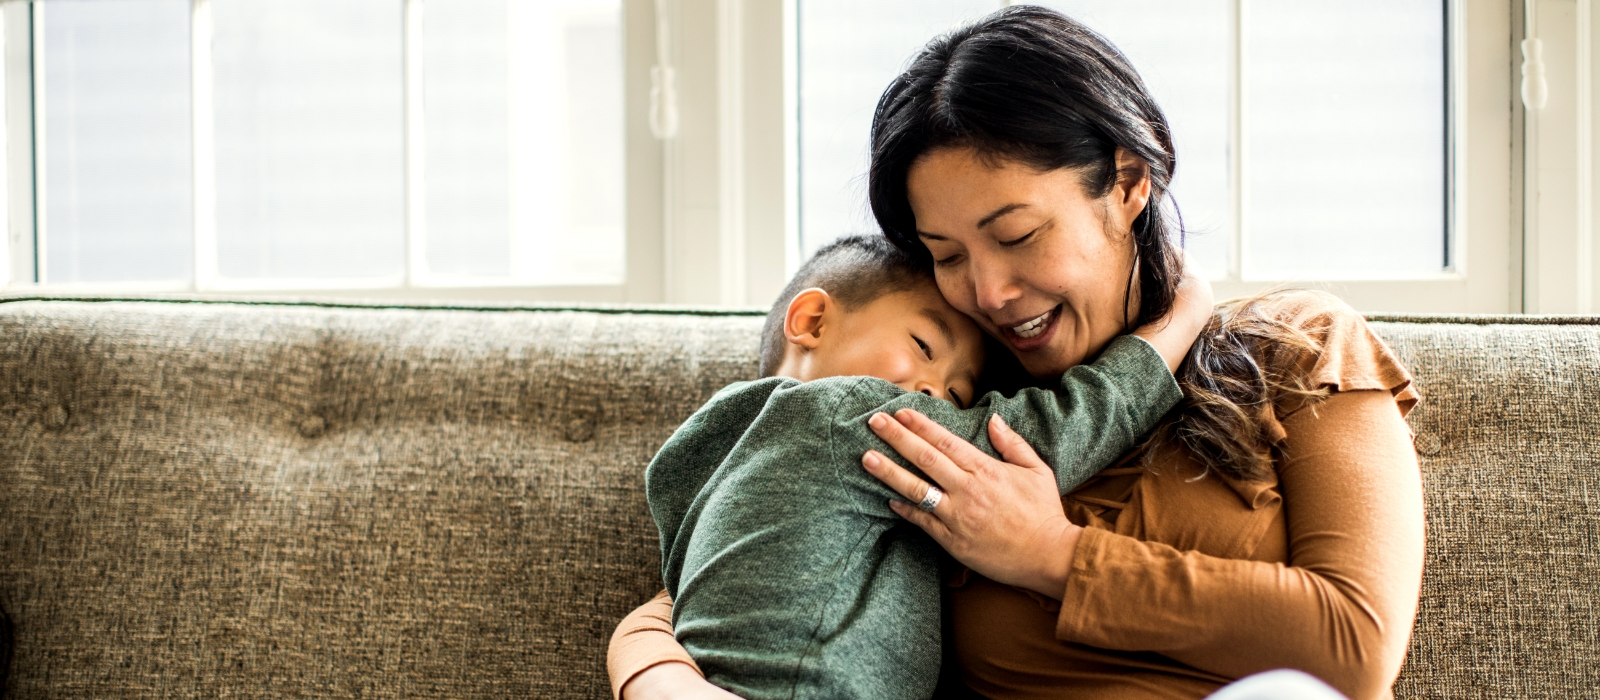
[870,5,1181,331]
[869,5,1312,481]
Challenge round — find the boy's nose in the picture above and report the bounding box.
[913,380,945,402]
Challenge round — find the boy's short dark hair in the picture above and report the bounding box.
[758,234,933,377]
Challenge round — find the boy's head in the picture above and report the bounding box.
[759,234,985,407]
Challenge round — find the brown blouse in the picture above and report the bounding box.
[609,292,1425,700]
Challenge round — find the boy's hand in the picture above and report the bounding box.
[1132,256,1214,373]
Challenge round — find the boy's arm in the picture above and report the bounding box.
[646,378,795,594]
[860,271,1210,494]
[989,335,1181,493]
[987,266,1212,491]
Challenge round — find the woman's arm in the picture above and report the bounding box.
[865,389,1424,700]
[608,591,741,700]
[1055,389,1423,699]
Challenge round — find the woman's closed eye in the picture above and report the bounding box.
[949,388,966,408]
[999,221,1048,247]
[913,335,933,360]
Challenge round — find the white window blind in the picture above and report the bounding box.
[1243,0,1446,279]
[213,0,406,282]
[10,0,625,292]
[40,0,192,285]
[423,0,624,286]
[798,0,1449,282]
[796,0,1002,259]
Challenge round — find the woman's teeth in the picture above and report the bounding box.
[1011,309,1053,339]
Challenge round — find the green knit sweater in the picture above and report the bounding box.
[646,335,1183,700]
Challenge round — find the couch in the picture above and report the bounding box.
[0,297,1594,698]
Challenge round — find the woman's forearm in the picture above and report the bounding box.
[1054,390,1424,700]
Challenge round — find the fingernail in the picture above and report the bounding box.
[862,451,880,469]
[869,413,888,429]
[889,500,907,514]
[992,413,1010,431]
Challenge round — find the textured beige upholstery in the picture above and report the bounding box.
[0,299,1594,699]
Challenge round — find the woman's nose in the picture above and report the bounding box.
[970,250,1020,312]
[914,381,945,402]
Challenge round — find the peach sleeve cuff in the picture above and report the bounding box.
[607,590,701,700]
[1054,526,1126,641]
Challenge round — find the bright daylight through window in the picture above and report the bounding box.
[798,0,1448,282]
[18,0,623,290]
[0,0,1485,308]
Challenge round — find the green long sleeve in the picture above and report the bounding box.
[645,333,1182,700]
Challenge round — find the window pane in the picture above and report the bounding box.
[213,0,404,280]
[798,0,999,258]
[1035,1,1233,279]
[42,0,192,285]
[1245,0,1445,278]
[422,0,623,285]
[424,0,509,278]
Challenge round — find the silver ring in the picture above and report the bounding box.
[917,485,944,512]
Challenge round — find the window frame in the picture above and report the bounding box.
[1206,0,1517,313]
[1521,0,1600,313]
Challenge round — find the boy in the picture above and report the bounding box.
[645,235,1204,699]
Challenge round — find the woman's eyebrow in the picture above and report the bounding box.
[976,203,1028,228]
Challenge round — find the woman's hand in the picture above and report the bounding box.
[862,409,1083,598]
[622,662,743,700]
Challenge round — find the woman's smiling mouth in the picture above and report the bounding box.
[1012,310,1053,338]
[1000,304,1062,350]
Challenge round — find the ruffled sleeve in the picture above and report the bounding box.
[1264,290,1419,420]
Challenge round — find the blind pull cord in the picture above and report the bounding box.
[650,0,680,139]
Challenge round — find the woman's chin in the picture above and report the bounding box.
[1019,354,1073,380]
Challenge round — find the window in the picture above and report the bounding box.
[2,0,626,295]
[796,0,1003,259]
[38,0,192,285]
[421,0,625,286]
[0,0,1537,312]
[211,0,406,283]
[797,0,1460,287]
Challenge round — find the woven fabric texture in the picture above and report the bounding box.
[0,300,1595,699]
[1371,320,1600,698]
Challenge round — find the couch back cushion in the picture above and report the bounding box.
[0,300,1595,698]
[0,300,760,698]
[1372,318,1600,698]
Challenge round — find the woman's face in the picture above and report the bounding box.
[906,146,1151,379]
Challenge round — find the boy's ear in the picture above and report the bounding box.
[784,288,831,350]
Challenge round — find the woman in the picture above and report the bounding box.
[610,6,1424,700]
